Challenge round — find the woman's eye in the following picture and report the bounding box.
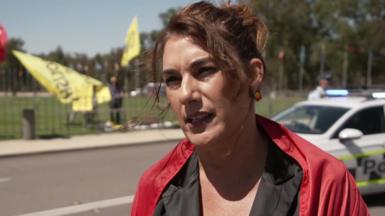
[164,76,181,88]
[196,66,218,79]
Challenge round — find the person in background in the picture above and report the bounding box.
[307,73,331,100]
[131,1,368,216]
[84,85,99,128]
[108,75,123,124]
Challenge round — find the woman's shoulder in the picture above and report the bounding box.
[131,139,195,215]
[136,139,195,193]
[258,118,368,214]
[257,115,351,182]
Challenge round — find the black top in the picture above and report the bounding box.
[153,140,303,216]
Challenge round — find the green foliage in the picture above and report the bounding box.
[1,2,385,94]
[1,37,25,70]
[159,7,180,28]
[243,0,385,88]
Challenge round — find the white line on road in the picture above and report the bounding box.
[18,195,135,216]
[0,177,11,183]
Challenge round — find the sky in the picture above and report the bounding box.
[0,0,204,57]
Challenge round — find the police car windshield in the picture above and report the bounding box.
[274,105,349,134]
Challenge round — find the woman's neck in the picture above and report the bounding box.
[196,114,267,199]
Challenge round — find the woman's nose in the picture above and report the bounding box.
[179,76,199,104]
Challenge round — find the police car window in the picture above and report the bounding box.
[334,106,385,137]
[274,105,348,134]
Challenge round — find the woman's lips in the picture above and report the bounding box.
[185,112,215,128]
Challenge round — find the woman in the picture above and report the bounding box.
[131,1,368,215]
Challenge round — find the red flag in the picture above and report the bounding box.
[0,24,8,62]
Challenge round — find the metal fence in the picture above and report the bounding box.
[0,91,306,140]
[0,92,178,140]
[0,65,179,140]
[0,66,308,140]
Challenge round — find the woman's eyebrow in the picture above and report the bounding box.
[189,57,213,71]
[162,57,213,76]
[162,69,179,77]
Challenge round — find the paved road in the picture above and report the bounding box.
[0,142,384,216]
[0,142,176,216]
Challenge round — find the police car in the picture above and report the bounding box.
[273,90,385,195]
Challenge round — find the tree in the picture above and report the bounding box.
[242,0,319,90]
[0,38,25,92]
[46,46,67,65]
[242,0,385,89]
[1,37,25,69]
[159,8,180,27]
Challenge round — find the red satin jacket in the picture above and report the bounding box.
[131,115,369,216]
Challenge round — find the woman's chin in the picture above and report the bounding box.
[183,127,222,148]
[182,127,205,145]
[180,116,226,146]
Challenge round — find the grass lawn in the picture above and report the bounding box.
[0,95,304,140]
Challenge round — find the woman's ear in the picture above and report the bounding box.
[248,58,264,92]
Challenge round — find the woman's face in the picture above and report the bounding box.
[162,35,253,147]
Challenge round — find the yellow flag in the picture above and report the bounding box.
[71,75,112,112]
[13,50,111,111]
[71,85,94,112]
[121,16,141,66]
[79,74,112,104]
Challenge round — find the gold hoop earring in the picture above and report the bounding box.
[255,89,262,101]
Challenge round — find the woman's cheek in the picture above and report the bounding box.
[168,97,183,122]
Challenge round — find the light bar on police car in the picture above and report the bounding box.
[325,89,349,97]
[372,92,385,99]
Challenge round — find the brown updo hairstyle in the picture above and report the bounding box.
[152,1,268,99]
